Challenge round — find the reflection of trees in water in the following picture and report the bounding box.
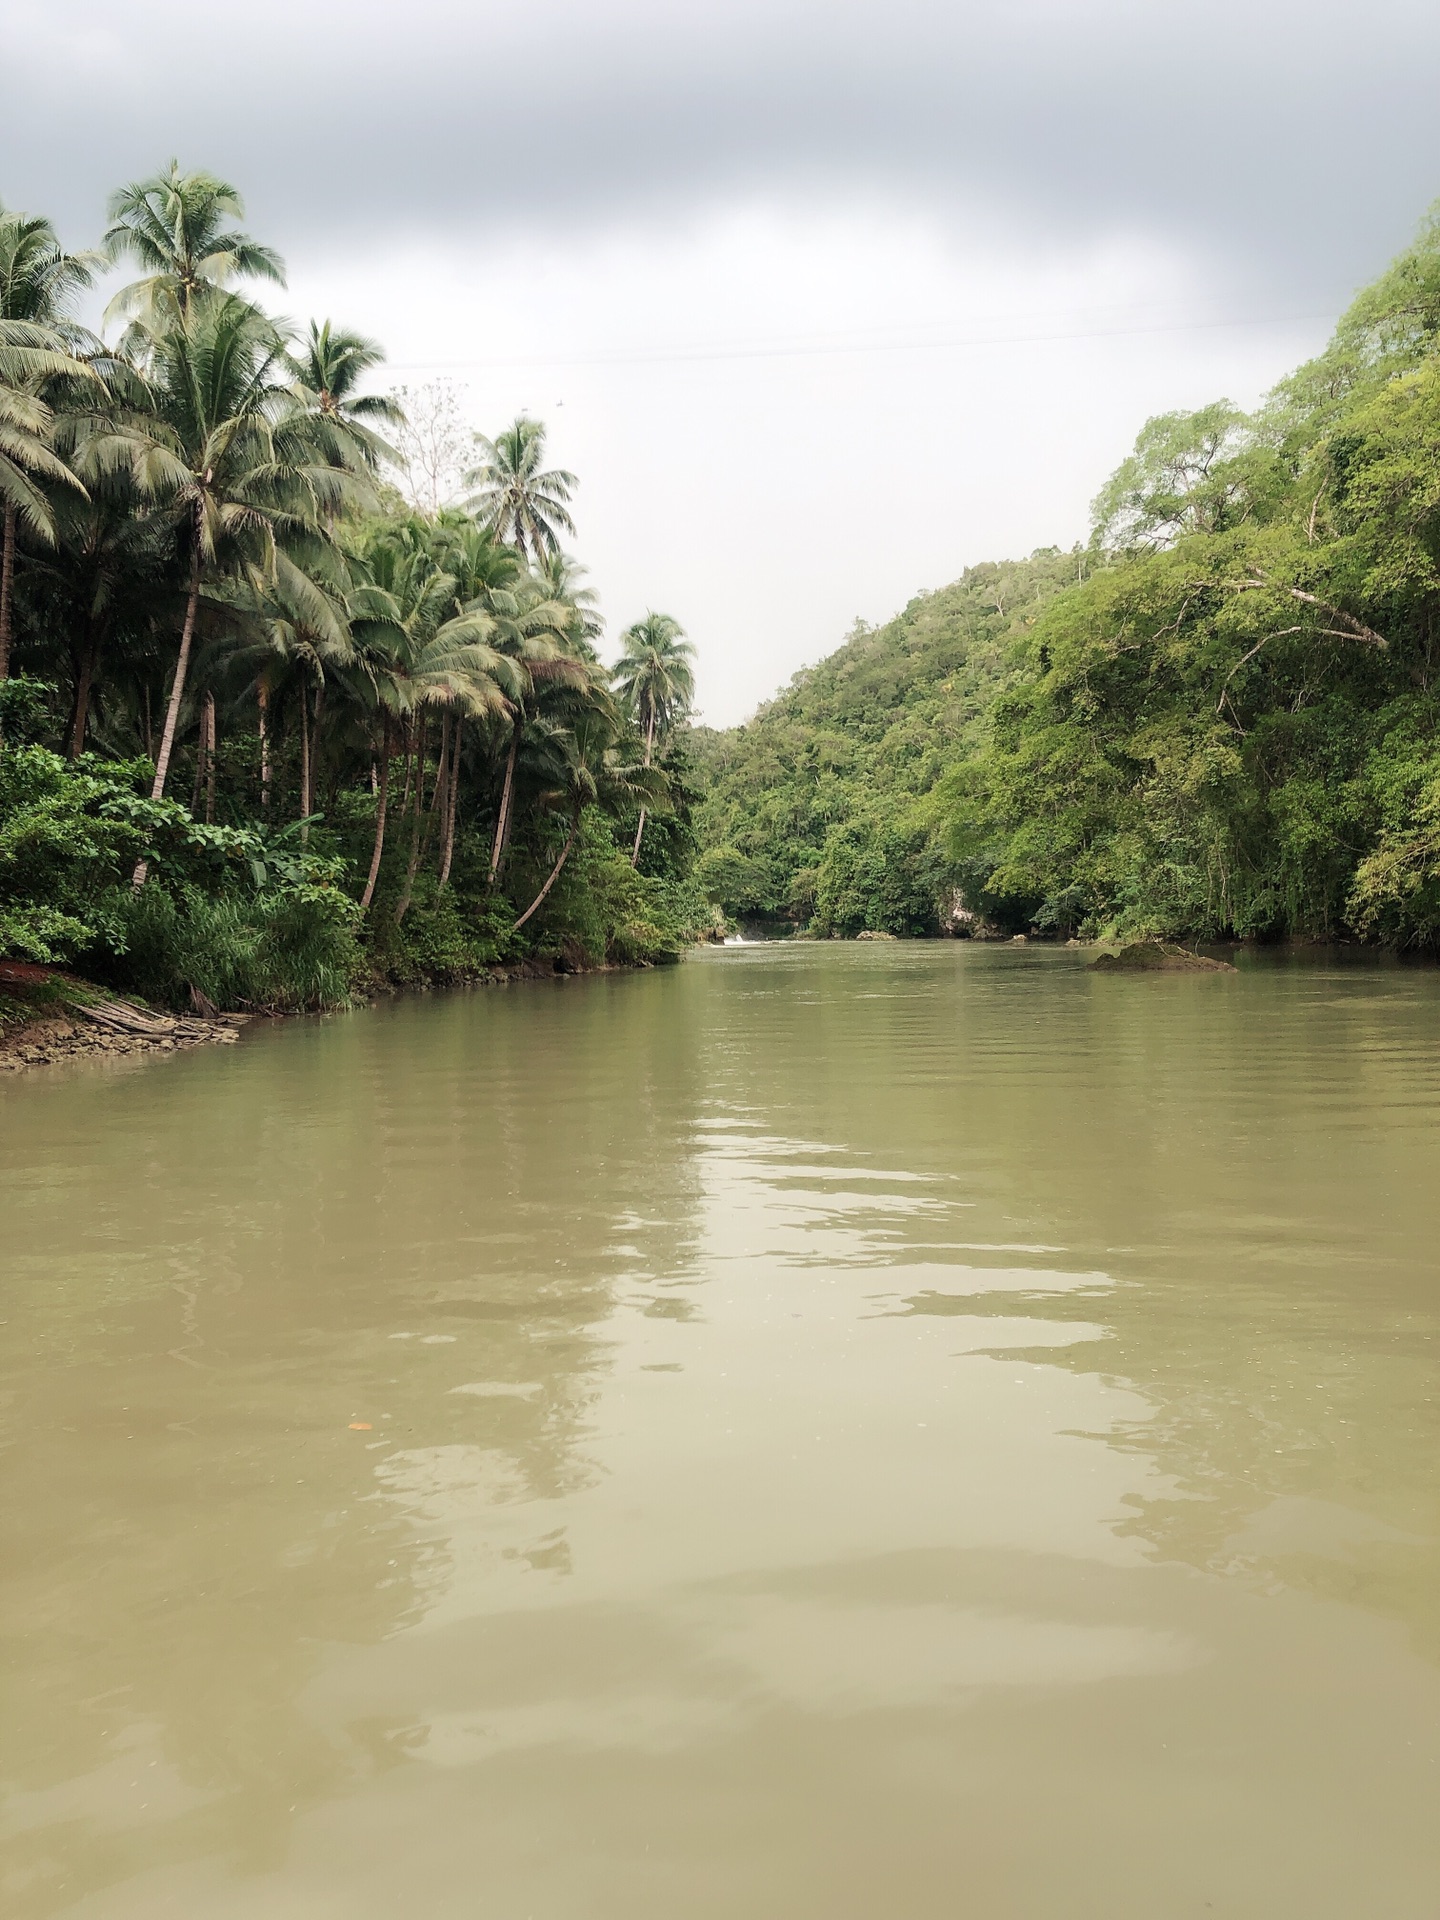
[721,949,1440,1672]
[904,1269,1440,1669]
[0,974,706,1915]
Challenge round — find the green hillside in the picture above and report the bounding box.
[696,203,1440,950]
[691,550,1090,935]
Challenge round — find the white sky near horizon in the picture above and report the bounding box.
[4,0,1439,723]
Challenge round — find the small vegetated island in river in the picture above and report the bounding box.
[0,165,707,1043]
[7,180,1440,1049]
[692,203,1440,952]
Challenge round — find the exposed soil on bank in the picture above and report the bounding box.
[0,961,251,1073]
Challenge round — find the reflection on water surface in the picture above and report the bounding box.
[3,943,1439,1917]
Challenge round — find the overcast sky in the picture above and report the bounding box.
[5,0,1440,721]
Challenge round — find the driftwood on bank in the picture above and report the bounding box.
[0,966,252,1070]
[72,998,246,1042]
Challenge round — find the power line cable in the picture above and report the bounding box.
[383,307,1335,375]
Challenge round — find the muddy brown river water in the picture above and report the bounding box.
[3,941,1439,1917]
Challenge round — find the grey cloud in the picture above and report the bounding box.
[4,0,1440,300]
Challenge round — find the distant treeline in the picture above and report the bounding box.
[0,166,704,1013]
[695,205,1440,948]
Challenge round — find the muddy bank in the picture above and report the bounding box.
[0,963,250,1073]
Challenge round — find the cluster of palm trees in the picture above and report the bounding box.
[0,163,698,939]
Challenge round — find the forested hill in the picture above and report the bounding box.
[694,203,1440,951]
[690,550,1087,935]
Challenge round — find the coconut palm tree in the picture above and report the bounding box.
[482,574,591,884]
[0,204,99,346]
[43,394,172,752]
[433,514,523,612]
[512,697,668,932]
[0,206,99,677]
[91,292,352,891]
[612,612,694,864]
[465,416,576,563]
[220,551,355,826]
[533,547,604,659]
[346,521,522,914]
[285,321,404,480]
[103,162,285,332]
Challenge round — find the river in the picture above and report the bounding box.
[3,941,1439,1917]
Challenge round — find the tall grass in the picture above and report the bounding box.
[114,885,361,1012]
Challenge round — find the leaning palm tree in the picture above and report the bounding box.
[92,292,352,887]
[0,206,99,676]
[285,321,404,480]
[612,612,694,864]
[0,324,88,680]
[482,573,590,884]
[465,416,576,563]
[512,697,668,933]
[103,162,285,332]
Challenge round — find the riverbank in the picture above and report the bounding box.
[0,961,251,1073]
[0,948,678,1075]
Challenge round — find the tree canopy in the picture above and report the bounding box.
[0,165,705,1020]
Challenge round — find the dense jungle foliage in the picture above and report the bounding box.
[0,166,705,1013]
[697,205,1440,948]
[691,551,1087,935]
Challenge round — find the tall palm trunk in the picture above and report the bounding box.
[190,687,213,816]
[311,679,326,820]
[68,624,103,758]
[299,682,310,815]
[395,717,431,925]
[431,712,451,855]
[258,678,271,812]
[397,719,416,818]
[360,725,391,913]
[132,529,201,889]
[298,680,311,840]
[488,716,520,884]
[148,533,201,802]
[631,706,656,866]
[438,721,463,890]
[513,811,580,932]
[414,721,443,871]
[0,501,17,682]
[204,690,217,824]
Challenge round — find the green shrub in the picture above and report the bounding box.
[113,882,361,1012]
